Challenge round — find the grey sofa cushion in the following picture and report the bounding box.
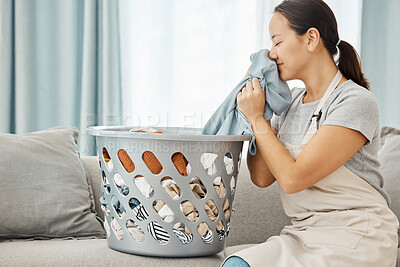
[380,126,400,249]
[380,126,400,218]
[0,239,224,266]
[0,127,104,239]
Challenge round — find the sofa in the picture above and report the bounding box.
[0,126,399,266]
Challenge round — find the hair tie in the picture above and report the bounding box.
[336,39,341,47]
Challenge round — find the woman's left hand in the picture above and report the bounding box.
[237,77,266,124]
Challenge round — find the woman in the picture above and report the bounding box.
[222,0,399,266]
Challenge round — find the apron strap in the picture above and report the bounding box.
[301,70,343,144]
[277,70,343,143]
[310,70,343,119]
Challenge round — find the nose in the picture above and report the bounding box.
[269,46,278,60]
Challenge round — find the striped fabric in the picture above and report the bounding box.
[216,226,225,241]
[173,229,193,244]
[147,221,170,244]
[201,230,213,244]
[172,223,193,244]
[103,184,111,194]
[129,198,149,221]
[226,221,231,237]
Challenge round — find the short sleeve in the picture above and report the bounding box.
[322,87,379,143]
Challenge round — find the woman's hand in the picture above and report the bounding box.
[237,77,266,124]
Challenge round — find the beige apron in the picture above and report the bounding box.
[225,71,399,267]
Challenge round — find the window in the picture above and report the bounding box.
[119,0,362,128]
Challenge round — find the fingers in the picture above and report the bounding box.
[251,77,262,92]
[241,78,261,96]
[246,81,253,91]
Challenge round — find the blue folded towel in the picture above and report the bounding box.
[201,49,292,155]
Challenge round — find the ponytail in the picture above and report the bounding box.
[337,40,370,90]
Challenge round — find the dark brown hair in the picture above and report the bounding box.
[274,0,370,89]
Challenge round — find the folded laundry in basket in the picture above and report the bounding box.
[216,223,225,241]
[110,216,146,242]
[202,228,213,244]
[172,222,193,244]
[161,177,182,200]
[134,175,154,198]
[147,221,170,244]
[189,177,207,199]
[103,181,230,243]
[213,176,226,198]
[100,195,110,215]
[198,222,213,244]
[153,199,174,223]
[111,197,126,218]
[129,198,150,221]
[121,130,236,185]
[111,217,124,240]
[201,49,292,155]
[125,128,234,177]
[129,127,163,133]
[204,200,218,220]
[122,127,190,176]
[198,153,218,175]
[181,200,199,222]
[103,127,235,243]
[114,173,129,196]
[171,152,189,176]
[126,220,145,242]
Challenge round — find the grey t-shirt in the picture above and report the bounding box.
[271,80,390,204]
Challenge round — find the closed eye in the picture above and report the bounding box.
[274,41,282,47]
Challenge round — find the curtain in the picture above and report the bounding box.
[361,0,400,129]
[0,0,122,155]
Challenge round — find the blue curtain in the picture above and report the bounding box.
[361,0,400,129]
[0,0,123,155]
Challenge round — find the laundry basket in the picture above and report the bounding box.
[88,126,251,257]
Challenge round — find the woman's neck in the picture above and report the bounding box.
[301,57,346,103]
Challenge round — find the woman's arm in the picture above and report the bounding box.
[247,124,278,188]
[251,116,366,194]
[243,65,277,188]
[238,77,367,194]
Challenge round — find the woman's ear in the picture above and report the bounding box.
[305,27,320,52]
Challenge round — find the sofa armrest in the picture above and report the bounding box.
[81,156,104,222]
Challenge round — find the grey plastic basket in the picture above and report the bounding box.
[88,126,251,257]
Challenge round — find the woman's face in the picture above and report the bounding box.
[269,12,309,81]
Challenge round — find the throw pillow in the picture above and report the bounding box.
[0,127,105,239]
[379,126,400,248]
